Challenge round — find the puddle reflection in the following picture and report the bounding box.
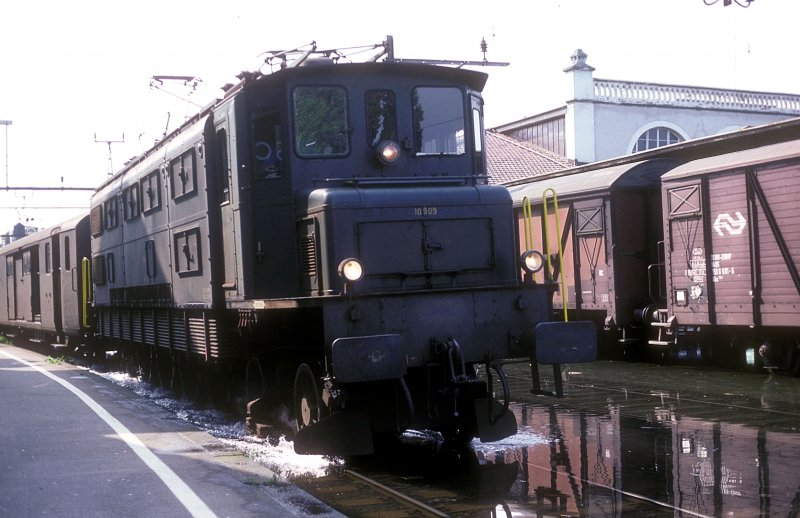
[473,402,800,517]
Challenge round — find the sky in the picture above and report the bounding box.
[1,0,797,231]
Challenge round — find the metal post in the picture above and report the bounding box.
[0,120,11,188]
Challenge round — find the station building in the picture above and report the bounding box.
[492,49,800,167]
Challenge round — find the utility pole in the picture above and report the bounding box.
[95,133,125,176]
[1,120,11,188]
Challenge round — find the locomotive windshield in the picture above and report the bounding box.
[366,90,397,147]
[412,87,465,156]
[293,86,349,156]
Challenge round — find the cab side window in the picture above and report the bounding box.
[293,86,349,157]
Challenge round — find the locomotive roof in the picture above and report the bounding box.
[662,138,800,180]
[250,60,489,92]
[97,60,489,192]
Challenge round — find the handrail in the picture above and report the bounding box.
[522,196,533,251]
[81,257,92,329]
[543,188,569,322]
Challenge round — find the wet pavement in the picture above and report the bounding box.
[5,340,798,517]
[468,361,800,517]
[296,361,800,517]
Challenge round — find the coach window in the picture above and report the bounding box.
[366,90,397,146]
[293,86,349,157]
[170,149,197,200]
[104,198,118,230]
[412,87,465,156]
[141,170,161,214]
[251,111,283,179]
[106,253,115,284]
[64,236,70,270]
[45,243,51,274]
[123,184,141,220]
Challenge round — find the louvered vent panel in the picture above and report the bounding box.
[156,310,172,349]
[130,310,142,342]
[142,311,155,346]
[187,317,208,356]
[112,311,122,339]
[120,313,130,341]
[170,313,187,351]
[300,235,317,276]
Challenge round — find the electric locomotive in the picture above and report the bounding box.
[85,41,574,455]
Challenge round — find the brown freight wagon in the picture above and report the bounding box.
[660,139,800,372]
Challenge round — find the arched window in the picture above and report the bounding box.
[632,127,683,152]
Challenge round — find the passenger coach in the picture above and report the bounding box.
[0,214,91,346]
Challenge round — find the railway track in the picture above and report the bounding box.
[295,469,454,517]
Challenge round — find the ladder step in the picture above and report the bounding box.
[648,340,672,346]
[650,322,672,328]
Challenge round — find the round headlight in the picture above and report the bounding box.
[338,258,364,282]
[375,140,400,165]
[519,250,545,274]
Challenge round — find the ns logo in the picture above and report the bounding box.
[713,211,746,237]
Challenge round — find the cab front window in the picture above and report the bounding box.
[412,87,465,156]
[293,86,349,157]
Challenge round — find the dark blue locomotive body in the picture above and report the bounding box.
[1,53,568,455]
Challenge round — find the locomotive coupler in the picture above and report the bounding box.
[474,358,517,442]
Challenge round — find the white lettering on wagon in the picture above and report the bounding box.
[713,211,746,237]
[684,251,736,282]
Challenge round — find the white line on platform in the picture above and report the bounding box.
[0,348,217,518]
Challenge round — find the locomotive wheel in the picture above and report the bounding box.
[293,363,322,431]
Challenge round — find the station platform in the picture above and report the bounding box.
[0,344,344,518]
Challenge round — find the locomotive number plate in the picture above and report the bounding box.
[414,206,438,216]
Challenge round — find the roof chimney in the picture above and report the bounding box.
[563,49,596,163]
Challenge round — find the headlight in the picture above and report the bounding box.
[375,140,400,165]
[338,258,364,282]
[519,250,545,274]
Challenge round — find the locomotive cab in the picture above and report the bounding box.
[226,62,556,453]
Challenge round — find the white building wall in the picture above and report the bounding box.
[561,50,800,163]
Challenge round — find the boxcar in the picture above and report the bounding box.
[660,139,800,371]
[507,158,676,358]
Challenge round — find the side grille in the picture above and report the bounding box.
[90,205,103,237]
[300,234,317,276]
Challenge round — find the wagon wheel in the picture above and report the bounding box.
[293,363,322,431]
